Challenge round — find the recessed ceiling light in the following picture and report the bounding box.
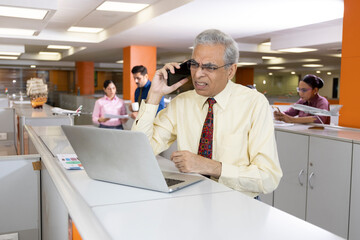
[97,1,149,12]
[316,70,321,73]
[0,28,36,36]
[267,66,285,70]
[68,27,103,33]
[291,72,296,74]
[303,64,324,67]
[268,73,273,75]
[278,48,317,53]
[237,62,257,66]
[0,56,18,60]
[116,60,123,64]
[48,45,72,49]
[30,65,36,68]
[327,72,332,75]
[0,6,48,20]
[262,56,277,60]
[0,51,21,56]
[263,80,267,84]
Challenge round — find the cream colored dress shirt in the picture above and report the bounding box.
[132,80,282,197]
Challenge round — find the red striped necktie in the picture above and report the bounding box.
[198,98,216,159]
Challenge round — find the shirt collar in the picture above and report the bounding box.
[197,80,233,110]
[144,80,151,88]
[105,95,118,101]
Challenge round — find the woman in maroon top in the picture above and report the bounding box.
[274,74,330,124]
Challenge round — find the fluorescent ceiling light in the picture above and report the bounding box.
[267,66,285,70]
[302,64,324,67]
[30,65,36,68]
[262,56,277,60]
[331,53,342,58]
[0,28,36,36]
[97,1,149,12]
[261,42,271,46]
[303,58,320,62]
[116,60,123,64]
[237,62,257,66]
[278,48,317,53]
[0,6,48,20]
[48,45,72,49]
[0,56,18,60]
[39,51,60,56]
[68,26,103,33]
[0,51,21,56]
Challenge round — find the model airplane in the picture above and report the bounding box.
[52,105,82,116]
[292,104,342,116]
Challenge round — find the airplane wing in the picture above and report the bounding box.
[292,104,333,116]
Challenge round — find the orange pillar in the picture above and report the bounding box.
[339,0,360,128]
[235,67,254,86]
[123,46,157,101]
[75,62,94,95]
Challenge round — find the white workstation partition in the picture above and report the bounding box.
[25,125,343,240]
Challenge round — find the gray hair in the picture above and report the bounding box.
[193,29,239,67]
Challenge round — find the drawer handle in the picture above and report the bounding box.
[308,172,315,189]
[298,169,305,186]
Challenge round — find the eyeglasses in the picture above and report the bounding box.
[296,87,312,93]
[188,59,232,73]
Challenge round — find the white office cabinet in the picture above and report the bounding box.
[274,131,309,220]
[349,143,360,240]
[0,155,41,240]
[306,136,352,238]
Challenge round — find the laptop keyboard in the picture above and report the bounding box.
[165,178,184,187]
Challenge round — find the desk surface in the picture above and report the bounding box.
[275,123,360,142]
[27,125,344,240]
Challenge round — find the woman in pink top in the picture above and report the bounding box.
[274,74,330,124]
[92,80,128,129]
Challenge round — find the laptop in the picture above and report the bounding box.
[61,125,204,192]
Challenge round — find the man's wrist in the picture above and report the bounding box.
[146,92,162,105]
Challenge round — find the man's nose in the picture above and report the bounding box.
[194,67,205,78]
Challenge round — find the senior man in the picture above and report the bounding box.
[132,29,282,197]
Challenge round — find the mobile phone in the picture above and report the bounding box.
[166,60,191,86]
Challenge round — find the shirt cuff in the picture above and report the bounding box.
[133,99,159,128]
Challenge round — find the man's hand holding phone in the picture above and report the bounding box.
[146,62,190,105]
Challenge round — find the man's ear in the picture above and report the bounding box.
[227,64,237,80]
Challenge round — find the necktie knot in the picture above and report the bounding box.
[207,98,216,107]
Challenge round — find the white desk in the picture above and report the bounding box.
[26,125,343,240]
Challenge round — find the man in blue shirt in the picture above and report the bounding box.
[130,65,165,119]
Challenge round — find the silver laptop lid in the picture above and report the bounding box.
[61,125,170,192]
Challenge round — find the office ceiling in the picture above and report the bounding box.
[0,0,344,73]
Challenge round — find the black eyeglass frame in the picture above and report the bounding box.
[187,59,233,72]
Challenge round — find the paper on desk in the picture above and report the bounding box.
[57,154,84,170]
[274,120,294,127]
[104,113,129,119]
